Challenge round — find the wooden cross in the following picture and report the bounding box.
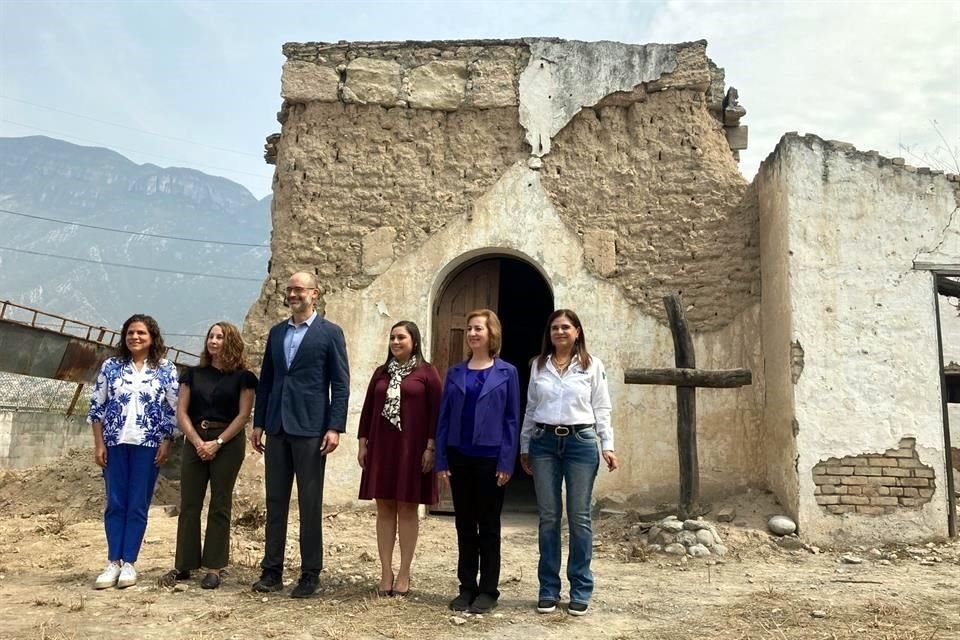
[624,293,752,519]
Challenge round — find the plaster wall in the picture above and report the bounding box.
[0,411,89,469]
[765,134,960,542]
[318,163,763,504]
[247,38,765,506]
[755,148,800,518]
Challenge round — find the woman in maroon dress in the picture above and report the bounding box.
[357,320,442,597]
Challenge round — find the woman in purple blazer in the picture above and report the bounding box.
[435,308,520,615]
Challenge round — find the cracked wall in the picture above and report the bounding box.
[756,133,960,542]
[813,438,936,515]
[539,86,758,330]
[245,38,764,504]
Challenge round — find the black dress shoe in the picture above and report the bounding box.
[448,592,474,611]
[200,572,221,589]
[290,574,319,599]
[252,573,283,593]
[469,593,498,613]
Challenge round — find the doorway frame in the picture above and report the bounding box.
[427,248,553,361]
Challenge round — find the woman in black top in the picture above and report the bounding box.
[161,321,257,589]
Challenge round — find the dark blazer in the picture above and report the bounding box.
[253,315,350,437]
[435,358,520,474]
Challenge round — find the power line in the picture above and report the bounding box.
[0,95,261,158]
[0,246,263,282]
[0,119,273,181]
[0,207,269,248]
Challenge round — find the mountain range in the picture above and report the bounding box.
[0,136,271,354]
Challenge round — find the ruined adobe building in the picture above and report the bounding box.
[243,38,960,543]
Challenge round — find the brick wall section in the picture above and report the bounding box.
[812,438,936,515]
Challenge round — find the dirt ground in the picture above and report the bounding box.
[0,451,957,640]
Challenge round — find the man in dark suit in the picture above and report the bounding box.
[249,271,350,598]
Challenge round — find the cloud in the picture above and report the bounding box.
[646,0,960,176]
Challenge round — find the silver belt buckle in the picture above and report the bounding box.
[200,420,210,429]
[554,425,571,436]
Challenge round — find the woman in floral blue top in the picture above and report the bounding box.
[87,314,179,590]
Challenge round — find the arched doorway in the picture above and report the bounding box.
[432,256,554,513]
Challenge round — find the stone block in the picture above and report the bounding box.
[899,497,925,507]
[918,488,934,498]
[725,126,748,151]
[827,505,855,514]
[281,61,340,103]
[867,457,897,467]
[885,448,913,458]
[819,484,837,494]
[826,466,854,475]
[913,469,935,478]
[812,465,828,475]
[407,60,467,110]
[889,487,904,496]
[469,59,517,108]
[896,458,924,468]
[583,229,617,276]
[839,495,869,505]
[362,227,397,275]
[841,457,867,466]
[855,505,886,515]
[816,495,840,505]
[841,476,867,485]
[881,467,910,478]
[344,58,402,105]
[847,486,862,495]
[853,466,882,476]
[868,496,898,506]
[865,476,898,486]
[900,478,930,487]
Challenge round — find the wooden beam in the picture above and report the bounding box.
[625,368,752,388]
[665,294,695,370]
[664,294,700,520]
[937,275,960,298]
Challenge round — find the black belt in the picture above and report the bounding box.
[198,419,229,430]
[536,423,594,436]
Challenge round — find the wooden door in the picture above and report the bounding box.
[431,259,500,513]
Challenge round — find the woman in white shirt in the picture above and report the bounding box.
[87,314,179,590]
[520,309,618,617]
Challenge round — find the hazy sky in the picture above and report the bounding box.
[1,1,957,199]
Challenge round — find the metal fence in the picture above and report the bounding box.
[0,372,85,414]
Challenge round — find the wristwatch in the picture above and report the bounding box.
[216,437,225,446]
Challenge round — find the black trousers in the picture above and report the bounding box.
[175,427,245,570]
[447,448,505,598]
[261,431,327,578]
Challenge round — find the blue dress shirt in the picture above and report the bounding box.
[283,311,317,368]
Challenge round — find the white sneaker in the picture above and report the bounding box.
[94,561,121,589]
[116,562,138,588]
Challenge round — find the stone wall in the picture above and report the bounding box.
[245,38,765,505]
[0,411,89,469]
[757,133,960,543]
[247,38,753,348]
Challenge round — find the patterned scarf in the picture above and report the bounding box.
[381,356,417,431]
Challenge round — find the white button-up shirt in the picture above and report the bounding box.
[520,354,614,453]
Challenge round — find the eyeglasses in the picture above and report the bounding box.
[285,286,317,295]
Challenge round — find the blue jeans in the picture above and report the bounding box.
[529,427,600,604]
[103,444,161,563]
